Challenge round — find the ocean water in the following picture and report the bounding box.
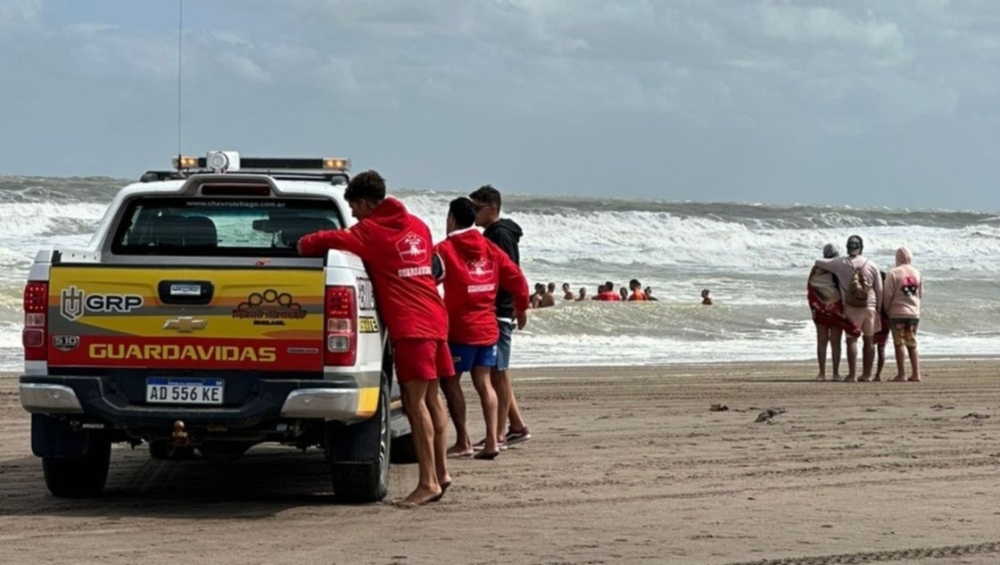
[1,176,998,372]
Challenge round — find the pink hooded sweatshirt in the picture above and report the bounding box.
[883,247,922,318]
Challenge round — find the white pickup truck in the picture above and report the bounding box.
[19,151,408,502]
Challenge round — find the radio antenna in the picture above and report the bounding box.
[176,0,184,164]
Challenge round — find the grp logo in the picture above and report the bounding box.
[60,285,144,322]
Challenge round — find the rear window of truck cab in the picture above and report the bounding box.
[111,197,345,256]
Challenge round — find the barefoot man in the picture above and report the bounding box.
[436,197,530,460]
[298,171,452,506]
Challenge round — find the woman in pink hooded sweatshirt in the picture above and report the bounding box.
[883,247,923,382]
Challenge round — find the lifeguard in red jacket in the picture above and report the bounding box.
[297,170,451,507]
[434,197,530,460]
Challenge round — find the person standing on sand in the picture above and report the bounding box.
[298,171,451,506]
[884,247,923,382]
[470,185,532,448]
[814,235,882,382]
[435,197,530,461]
[808,243,860,382]
[872,271,891,381]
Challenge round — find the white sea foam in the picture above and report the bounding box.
[1,180,997,371]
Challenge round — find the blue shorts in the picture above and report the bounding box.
[495,319,515,371]
[449,342,497,374]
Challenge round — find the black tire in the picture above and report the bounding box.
[42,434,111,498]
[328,377,391,503]
[148,441,195,461]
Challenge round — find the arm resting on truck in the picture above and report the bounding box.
[298,226,368,260]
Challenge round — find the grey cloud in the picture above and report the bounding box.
[1,0,999,210]
[0,0,41,27]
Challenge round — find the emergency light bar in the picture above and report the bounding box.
[173,151,351,173]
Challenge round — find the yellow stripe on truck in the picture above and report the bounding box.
[48,266,325,339]
[356,387,381,418]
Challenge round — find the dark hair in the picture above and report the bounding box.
[469,184,502,213]
[344,170,386,204]
[547,282,556,291]
[535,283,545,291]
[846,234,864,255]
[629,279,640,289]
[448,197,476,228]
[604,281,614,290]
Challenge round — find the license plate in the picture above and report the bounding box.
[146,378,224,405]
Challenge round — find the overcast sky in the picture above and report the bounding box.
[1,0,998,211]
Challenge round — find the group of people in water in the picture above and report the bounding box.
[807,235,924,383]
[530,280,657,306]
[530,281,715,307]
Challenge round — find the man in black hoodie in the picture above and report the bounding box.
[469,185,532,448]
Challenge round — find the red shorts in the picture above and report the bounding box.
[393,339,453,383]
[873,330,889,346]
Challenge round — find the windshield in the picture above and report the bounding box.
[110,197,344,256]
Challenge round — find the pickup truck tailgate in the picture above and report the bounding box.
[46,266,324,371]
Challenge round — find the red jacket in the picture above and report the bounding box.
[594,291,621,301]
[434,228,530,345]
[298,197,448,341]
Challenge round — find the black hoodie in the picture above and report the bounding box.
[483,218,523,318]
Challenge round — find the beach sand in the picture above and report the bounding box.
[1,359,999,565]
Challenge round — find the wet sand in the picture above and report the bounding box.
[2,359,999,565]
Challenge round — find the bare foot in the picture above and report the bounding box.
[831,375,842,382]
[842,376,858,382]
[858,376,872,382]
[396,485,443,507]
[890,375,906,382]
[474,449,499,460]
[908,375,922,382]
[816,374,826,382]
[447,445,473,459]
[873,375,881,382]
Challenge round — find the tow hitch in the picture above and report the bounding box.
[172,420,190,447]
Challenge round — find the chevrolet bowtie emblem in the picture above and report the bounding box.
[163,316,208,333]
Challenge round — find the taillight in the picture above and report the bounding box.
[23,281,48,361]
[324,286,357,366]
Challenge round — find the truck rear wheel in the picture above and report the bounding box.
[42,435,111,498]
[327,377,391,503]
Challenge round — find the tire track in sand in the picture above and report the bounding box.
[725,540,1000,565]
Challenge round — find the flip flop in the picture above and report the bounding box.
[474,450,499,460]
[447,450,474,459]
